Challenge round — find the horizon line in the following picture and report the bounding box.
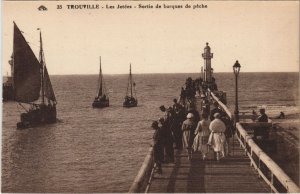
[1,71,299,77]
[38,71,300,76]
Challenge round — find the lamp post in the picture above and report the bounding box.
[233,60,241,122]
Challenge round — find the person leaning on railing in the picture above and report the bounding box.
[254,108,269,140]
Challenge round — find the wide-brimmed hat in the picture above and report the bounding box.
[214,113,221,118]
[187,113,194,119]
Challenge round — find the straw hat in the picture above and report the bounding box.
[214,113,221,118]
[187,113,194,119]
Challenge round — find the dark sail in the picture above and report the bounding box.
[126,64,135,98]
[43,66,56,102]
[123,64,137,107]
[13,22,41,103]
[98,83,103,97]
[97,57,103,97]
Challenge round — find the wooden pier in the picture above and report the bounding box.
[148,138,270,193]
[129,93,300,193]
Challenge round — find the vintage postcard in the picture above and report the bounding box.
[1,0,299,193]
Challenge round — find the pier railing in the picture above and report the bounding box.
[209,90,233,120]
[210,91,300,193]
[128,147,155,193]
[235,123,300,193]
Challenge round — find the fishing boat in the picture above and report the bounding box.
[12,22,57,129]
[123,64,137,107]
[92,57,109,108]
[3,75,14,101]
[3,56,14,101]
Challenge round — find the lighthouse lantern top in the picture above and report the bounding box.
[204,42,211,53]
[202,42,213,59]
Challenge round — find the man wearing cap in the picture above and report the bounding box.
[254,108,269,139]
[182,113,197,160]
[208,113,226,161]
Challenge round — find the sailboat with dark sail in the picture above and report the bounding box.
[92,57,109,108]
[13,22,57,129]
[123,64,137,107]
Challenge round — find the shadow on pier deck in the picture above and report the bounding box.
[129,94,300,193]
[148,138,270,193]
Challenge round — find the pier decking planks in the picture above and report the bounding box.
[148,95,270,193]
[148,138,270,193]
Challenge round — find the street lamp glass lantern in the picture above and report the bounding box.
[233,60,241,75]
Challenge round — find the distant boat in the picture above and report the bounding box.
[3,56,14,101]
[92,57,109,108]
[3,75,14,101]
[123,64,137,107]
[13,22,57,129]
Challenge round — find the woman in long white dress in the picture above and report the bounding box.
[193,113,210,160]
[208,113,226,161]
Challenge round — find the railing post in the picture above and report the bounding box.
[250,149,253,167]
[270,172,274,193]
[258,155,261,178]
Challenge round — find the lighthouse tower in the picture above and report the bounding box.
[202,42,213,84]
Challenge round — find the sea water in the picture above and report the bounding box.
[1,73,298,192]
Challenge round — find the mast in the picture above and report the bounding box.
[39,30,45,104]
[99,56,103,96]
[130,63,133,97]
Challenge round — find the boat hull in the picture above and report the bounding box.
[3,83,14,101]
[92,99,109,108]
[17,104,57,129]
[123,100,138,108]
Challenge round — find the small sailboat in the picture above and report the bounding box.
[123,64,137,107]
[3,66,14,101]
[12,22,57,129]
[92,57,109,108]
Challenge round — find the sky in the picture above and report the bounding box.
[2,1,299,75]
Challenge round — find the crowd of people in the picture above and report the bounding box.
[150,77,273,174]
[151,96,235,174]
